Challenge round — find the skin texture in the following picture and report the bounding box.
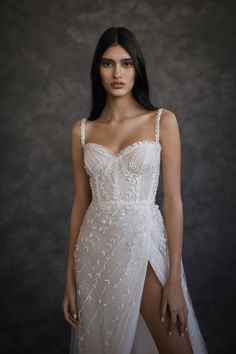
[62,43,193,353]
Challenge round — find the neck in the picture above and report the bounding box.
[100,93,144,123]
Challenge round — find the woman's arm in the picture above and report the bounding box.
[62,120,92,327]
[65,120,92,283]
[160,110,188,337]
[161,109,183,281]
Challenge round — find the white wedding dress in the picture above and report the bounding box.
[69,108,208,354]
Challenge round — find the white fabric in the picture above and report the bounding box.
[70,108,208,354]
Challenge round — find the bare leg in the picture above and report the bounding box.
[140,261,193,354]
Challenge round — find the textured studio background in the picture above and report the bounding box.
[1,1,235,353]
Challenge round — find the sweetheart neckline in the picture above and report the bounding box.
[84,140,162,157]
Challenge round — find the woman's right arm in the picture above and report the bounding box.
[62,120,92,327]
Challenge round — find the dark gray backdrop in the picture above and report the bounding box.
[1,1,235,353]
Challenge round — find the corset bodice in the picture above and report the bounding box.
[80,108,164,205]
[83,140,162,204]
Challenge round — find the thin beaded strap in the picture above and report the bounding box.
[155,107,163,142]
[80,118,86,147]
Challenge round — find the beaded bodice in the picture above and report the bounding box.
[80,108,163,204]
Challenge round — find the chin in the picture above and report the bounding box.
[110,91,131,97]
[108,87,133,96]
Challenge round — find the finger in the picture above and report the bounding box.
[182,306,189,333]
[62,301,78,327]
[68,293,79,318]
[177,311,187,337]
[69,310,79,326]
[168,311,177,336]
[160,297,168,323]
[62,304,76,327]
[184,307,189,333]
[68,300,79,325]
[67,311,78,327]
[69,301,78,321]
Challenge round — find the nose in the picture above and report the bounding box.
[113,64,122,78]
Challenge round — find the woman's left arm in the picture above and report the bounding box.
[159,109,189,337]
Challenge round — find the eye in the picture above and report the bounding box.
[101,61,112,68]
[101,60,134,68]
[123,61,133,68]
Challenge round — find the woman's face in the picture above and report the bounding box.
[99,44,136,97]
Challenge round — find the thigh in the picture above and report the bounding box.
[140,261,193,354]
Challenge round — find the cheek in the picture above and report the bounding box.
[100,72,112,88]
[126,68,136,83]
[99,67,110,79]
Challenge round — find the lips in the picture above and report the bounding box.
[111,82,126,88]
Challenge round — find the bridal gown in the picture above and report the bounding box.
[69,108,208,354]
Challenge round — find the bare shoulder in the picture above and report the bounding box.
[161,108,178,126]
[70,118,87,152]
[160,108,180,144]
[71,118,84,135]
[160,108,179,132]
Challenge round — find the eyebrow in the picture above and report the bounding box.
[101,57,133,61]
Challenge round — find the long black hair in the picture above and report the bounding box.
[88,27,159,120]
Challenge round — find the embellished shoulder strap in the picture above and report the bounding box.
[80,118,87,147]
[155,108,163,142]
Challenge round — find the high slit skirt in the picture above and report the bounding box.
[69,200,208,354]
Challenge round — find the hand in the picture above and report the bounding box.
[160,277,189,337]
[62,278,79,328]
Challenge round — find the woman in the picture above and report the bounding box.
[62,27,208,354]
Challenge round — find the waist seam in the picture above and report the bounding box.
[91,200,157,206]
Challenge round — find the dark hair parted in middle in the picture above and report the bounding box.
[88,27,159,120]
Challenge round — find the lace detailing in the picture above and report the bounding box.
[80,118,86,147]
[83,141,161,204]
[73,200,170,353]
[155,107,163,143]
[84,140,161,158]
[81,110,163,204]
[71,108,209,354]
